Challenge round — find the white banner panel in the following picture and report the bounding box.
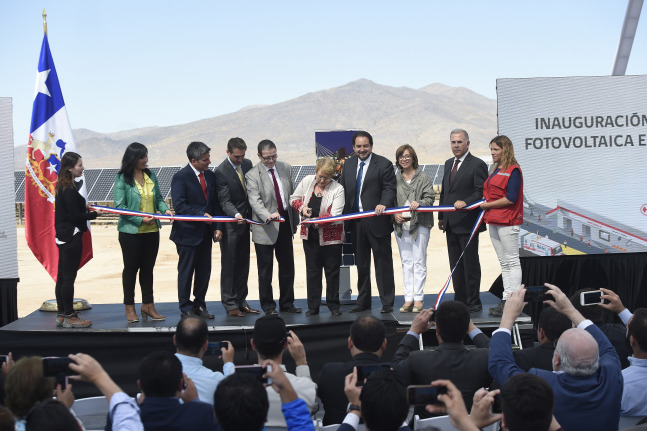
[497,76,647,255]
[0,97,19,278]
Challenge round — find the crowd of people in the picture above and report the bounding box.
[1,285,646,430]
[53,128,524,327]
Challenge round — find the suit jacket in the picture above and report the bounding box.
[392,334,492,419]
[113,171,169,233]
[317,353,384,425]
[438,152,488,235]
[54,185,97,242]
[139,397,218,431]
[245,160,299,245]
[489,325,623,431]
[169,164,221,246]
[215,158,252,236]
[513,342,556,372]
[340,153,396,237]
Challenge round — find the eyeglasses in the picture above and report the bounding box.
[316,174,333,182]
[261,154,278,162]
[398,155,412,160]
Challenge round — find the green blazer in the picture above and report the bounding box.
[113,171,169,234]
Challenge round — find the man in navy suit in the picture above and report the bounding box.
[438,129,488,313]
[339,131,397,313]
[170,141,222,319]
[489,284,623,431]
[215,137,259,317]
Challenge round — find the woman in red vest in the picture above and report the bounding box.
[480,135,523,316]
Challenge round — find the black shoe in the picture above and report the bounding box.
[305,309,319,316]
[280,306,303,314]
[331,310,342,316]
[181,310,197,318]
[349,307,369,313]
[265,309,279,316]
[468,305,483,313]
[380,307,393,314]
[193,307,215,319]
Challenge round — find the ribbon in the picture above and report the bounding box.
[90,205,283,226]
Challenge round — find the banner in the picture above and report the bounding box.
[497,76,647,256]
[25,34,92,281]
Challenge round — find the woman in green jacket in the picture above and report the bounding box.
[114,142,173,323]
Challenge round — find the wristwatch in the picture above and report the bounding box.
[347,404,360,413]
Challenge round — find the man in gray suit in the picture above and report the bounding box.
[215,137,260,317]
[438,129,488,313]
[246,140,302,316]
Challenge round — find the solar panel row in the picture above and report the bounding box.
[14,164,451,203]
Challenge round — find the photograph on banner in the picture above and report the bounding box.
[497,75,647,256]
[315,130,359,180]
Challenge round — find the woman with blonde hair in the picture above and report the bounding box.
[393,145,435,312]
[290,157,345,316]
[480,135,523,316]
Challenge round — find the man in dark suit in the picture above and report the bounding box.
[438,129,488,313]
[170,141,222,319]
[489,284,623,431]
[513,305,571,371]
[246,140,301,316]
[317,316,388,425]
[214,137,259,317]
[392,302,492,420]
[339,131,397,313]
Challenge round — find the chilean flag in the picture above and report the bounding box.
[25,33,92,281]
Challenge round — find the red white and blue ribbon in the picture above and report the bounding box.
[300,200,485,224]
[89,205,282,225]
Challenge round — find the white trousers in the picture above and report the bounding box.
[489,224,522,300]
[395,225,430,301]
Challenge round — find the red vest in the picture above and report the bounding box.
[483,165,523,226]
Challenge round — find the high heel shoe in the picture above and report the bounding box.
[125,305,139,323]
[141,303,165,321]
[399,303,413,313]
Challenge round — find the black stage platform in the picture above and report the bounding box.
[0,292,527,397]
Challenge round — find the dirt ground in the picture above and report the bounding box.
[15,225,502,317]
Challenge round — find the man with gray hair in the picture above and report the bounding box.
[438,129,488,314]
[489,283,623,431]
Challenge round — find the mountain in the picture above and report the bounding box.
[14,79,496,169]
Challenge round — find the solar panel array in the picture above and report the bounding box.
[14,164,454,203]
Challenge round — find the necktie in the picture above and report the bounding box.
[236,165,246,192]
[450,159,460,184]
[354,161,365,212]
[198,172,207,201]
[269,168,285,216]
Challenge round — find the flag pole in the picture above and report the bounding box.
[42,8,47,35]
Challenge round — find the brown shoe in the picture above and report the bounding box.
[63,312,92,328]
[141,303,166,321]
[240,306,260,314]
[125,305,139,323]
[227,309,244,317]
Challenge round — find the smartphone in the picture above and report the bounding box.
[356,364,391,386]
[406,385,448,405]
[580,290,603,306]
[524,286,548,302]
[234,364,271,385]
[42,357,76,377]
[205,341,228,355]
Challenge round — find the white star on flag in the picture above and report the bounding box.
[34,69,51,98]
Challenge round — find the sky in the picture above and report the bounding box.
[1,1,645,145]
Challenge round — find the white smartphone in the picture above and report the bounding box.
[580,290,603,306]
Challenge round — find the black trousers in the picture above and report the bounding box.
[55,233,83,315]
[254,219,295,311]
[446,225,482,307]
[118,231,160,305]
[303,238,342,312]
[176,228,212,312]
[219,227,251,311]
[350,219,396,309]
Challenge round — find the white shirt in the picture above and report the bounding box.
[452,150,469,173]
[175,353,234,405]
[264,164,288,209]
[355,153,373,212]
[265,364,317,427]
